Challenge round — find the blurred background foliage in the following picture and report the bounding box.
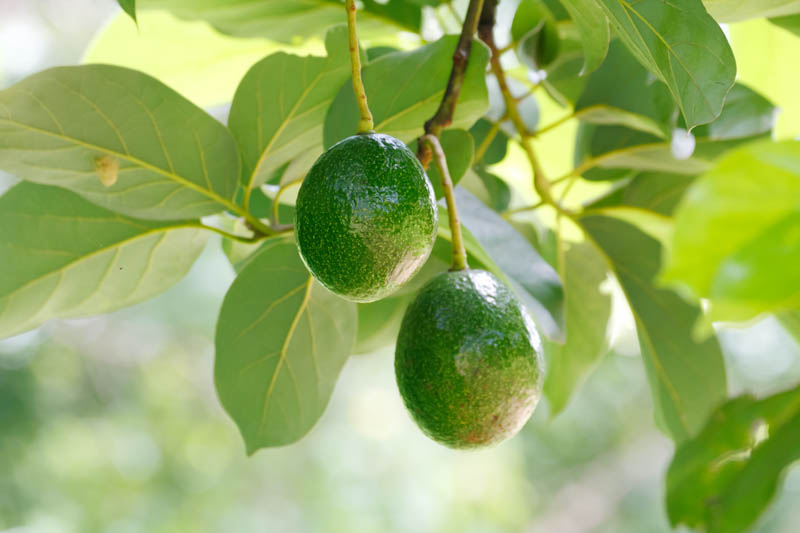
[2,1,800,532]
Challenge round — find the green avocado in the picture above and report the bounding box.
[295,133,438,302]
[395,269,544,449]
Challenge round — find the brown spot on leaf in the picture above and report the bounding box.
[95,155,119,187]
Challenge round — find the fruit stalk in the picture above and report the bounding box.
[418,0,485,167]
[420,134,468,271]
[345,0,374,133]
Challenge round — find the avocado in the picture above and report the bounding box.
[395,269,544,448]
[295,133,438,302]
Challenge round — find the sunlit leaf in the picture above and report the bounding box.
[0,183,208,339]
[560,0,610,73]
[581,215,727,442]
[662,140,800,323]
[0,65,240,220]
[215,237,357,452]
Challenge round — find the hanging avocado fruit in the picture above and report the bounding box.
[294,133,438,302]
[395,268,544,449]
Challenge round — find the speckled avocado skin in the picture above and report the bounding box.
[295,133,438,302]
[395,269,544,449]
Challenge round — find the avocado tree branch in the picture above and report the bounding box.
[417,0,486,167]
[421,134,468,271]
[345,0,374,133]
[478,0,574,217]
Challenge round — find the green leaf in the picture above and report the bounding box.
[472,167,512,212]
[560,0,610,73]
[771,13,800,36]
[575,40,675,138]
[354,295,410,355]
[0,182,208,340]
[215,237,357,452]
[455,188,566,341]
[575,82,776,180]
[596,0,736,129]
[323,36,490,147]
[407,129,474,198]
[470,118,508,165]
[580,215,727,442]
[117,0,137,22]
[544,241,612,416]
[690,84,778,141]
[0,65,240,220]
[662,140,800,323]
[139,0,423,42]
[229,26,352,191]
[704,0,800,21]
[513,0,561,70]
[667,384,800,533]
[588,171,697,216]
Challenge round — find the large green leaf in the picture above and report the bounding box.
[455,188,565,342]
[560,0,610,73]
[0,182,208,339]
[662,140,800,323]
[215,238,357,452]
[0,65,240,220]
[139,0,422,42]
[544,241,612,416]
[596,0,736,129]
[323,36,490,146]
[667,384,800,533]
[230,26,352,191]
[704,0,800,21]
[580,214,727,442]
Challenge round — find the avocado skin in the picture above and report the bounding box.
[395,269,544,449]
[295,133,438,302]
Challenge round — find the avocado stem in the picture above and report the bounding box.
[417,0,486,168]
[345,0,375,134]
[421,134,468,271]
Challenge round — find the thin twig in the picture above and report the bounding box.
[417,0,486,167]
[421,134,468,271]
[478,0,574,217]
[346,0,374,133]
[271,178,303,226]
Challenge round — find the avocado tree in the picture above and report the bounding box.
[0,0,799,531]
